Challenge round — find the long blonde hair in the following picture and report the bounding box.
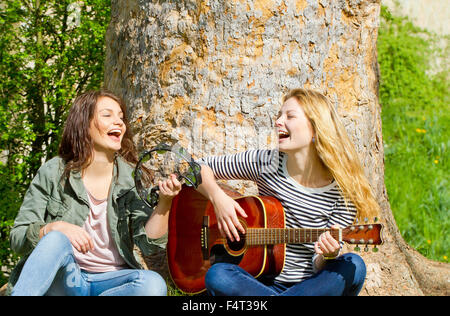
[283,88,380,223]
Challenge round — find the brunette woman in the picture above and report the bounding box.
[8,90,181,296]
[197,88,380,296]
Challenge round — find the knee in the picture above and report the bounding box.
[204,263,235,294]
[136,270,167,296]
[343,253,366,280]
[205,263,228,287]
[340,253,366,294]
[39,231,72,254]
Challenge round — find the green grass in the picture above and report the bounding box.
[382,103,449,262]
[379,5,449,263]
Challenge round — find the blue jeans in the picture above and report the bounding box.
[205,253,366,296]
[11,231,167,296]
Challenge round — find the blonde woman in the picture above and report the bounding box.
[197,88,380,296]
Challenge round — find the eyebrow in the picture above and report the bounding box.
[99,108,123,114]
[277,109,297,116]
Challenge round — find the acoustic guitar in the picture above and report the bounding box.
[167,186,383,294]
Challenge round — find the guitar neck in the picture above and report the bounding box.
[246,228,340,245]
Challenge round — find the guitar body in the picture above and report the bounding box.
[167,186,285,294]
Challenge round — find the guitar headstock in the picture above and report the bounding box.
[342,224,383,252]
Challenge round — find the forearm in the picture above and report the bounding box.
[196,165,224,201]
[195,165,247,241]
[313,254,326,271]
[313,248,341,272]
[144,198,172,239]
[144,174,182,239]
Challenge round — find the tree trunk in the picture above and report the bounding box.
[104,0,449,295]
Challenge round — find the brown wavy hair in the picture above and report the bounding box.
[58,90,138,178]
[282,88,380,222]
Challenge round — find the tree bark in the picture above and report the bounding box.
[104,0,449,295]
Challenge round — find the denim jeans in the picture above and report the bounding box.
[205,253,366,296]
[11,231,167,296]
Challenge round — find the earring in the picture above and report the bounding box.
[312,136,315,143]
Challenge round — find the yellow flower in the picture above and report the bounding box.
[434,160,439,164]
[444,256,448,261]
[415,128,426,133]
[427,240,431,244]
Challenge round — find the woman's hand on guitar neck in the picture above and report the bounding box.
[313,224,341,271]
[211,189,247,242]
[314,224,341,258]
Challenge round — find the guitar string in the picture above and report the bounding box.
[217,228,340,245]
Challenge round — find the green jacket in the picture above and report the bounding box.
[7,156,167,294]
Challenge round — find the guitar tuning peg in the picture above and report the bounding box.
[364,217,368,223]
[373,217,378,223]
[354,245,360,252]
[372,246,378,252]
[364,245,369,252]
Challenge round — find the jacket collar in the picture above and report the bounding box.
[112,156,136,199]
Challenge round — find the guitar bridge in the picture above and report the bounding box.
[201,216,209,260]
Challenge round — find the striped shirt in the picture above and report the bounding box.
[199,149,357,284]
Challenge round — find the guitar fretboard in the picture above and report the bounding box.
[245,228,340,245]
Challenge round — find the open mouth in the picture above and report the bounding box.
[278,130,290,140]
[107,129,122,141]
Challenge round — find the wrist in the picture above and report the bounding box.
[323,254,337,260]
[46,221,61,233]
[40,222,55,238]
[210,188,227,204]
[322,249,341,260]
[155,196,173,213]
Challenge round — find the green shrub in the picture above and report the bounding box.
[0,0,111,285]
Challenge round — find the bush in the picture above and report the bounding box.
[0,0,110,285]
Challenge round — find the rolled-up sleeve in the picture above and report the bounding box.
[133,226,168,256]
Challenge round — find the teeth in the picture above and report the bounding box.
[278,131,289,136]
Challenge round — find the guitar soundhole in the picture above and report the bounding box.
[210,244,243,266]
[226,234,246,252]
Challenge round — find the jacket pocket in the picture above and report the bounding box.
[45,198,67,221]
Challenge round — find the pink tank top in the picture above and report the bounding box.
[73,191,127,272]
